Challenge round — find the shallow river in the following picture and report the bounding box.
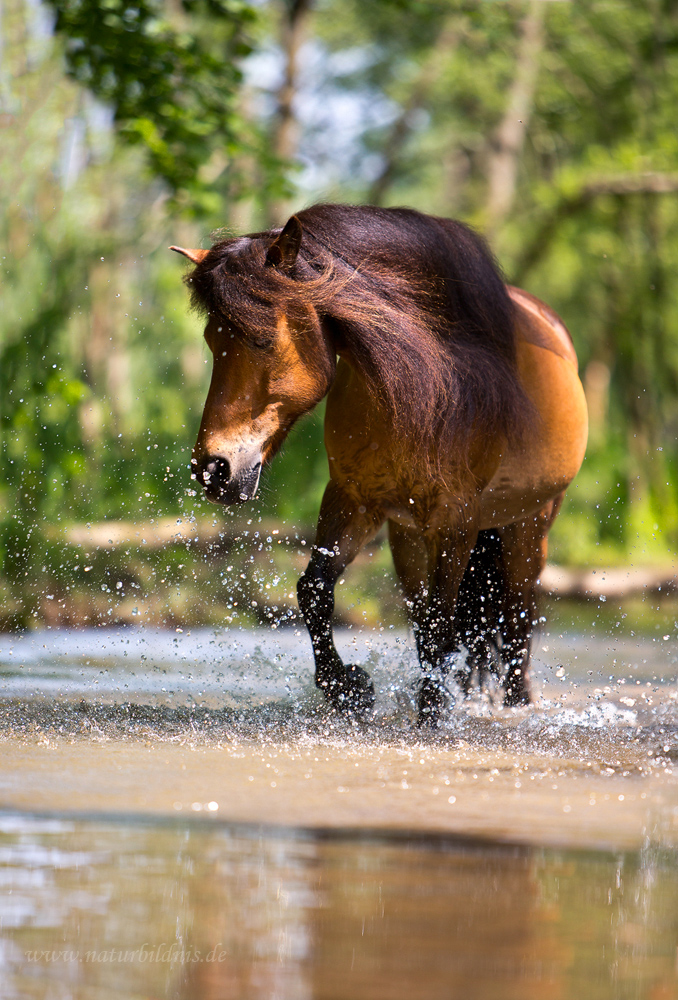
[0,624,677,998]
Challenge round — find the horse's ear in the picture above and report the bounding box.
[265,216,303,270]
[169,246,209,264]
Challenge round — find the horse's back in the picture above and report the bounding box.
[507,286,578,367]
[324,285,586,532]
[478,288,588,529]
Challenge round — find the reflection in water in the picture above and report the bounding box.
[1,815,677,1000]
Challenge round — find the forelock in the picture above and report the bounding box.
[185,235,286,343]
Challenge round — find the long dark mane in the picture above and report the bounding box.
[187,203,532,453]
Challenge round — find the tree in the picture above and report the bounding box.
[47,0,262,212]
[278,0,678,562]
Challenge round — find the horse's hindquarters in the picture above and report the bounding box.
[479,341,588,529]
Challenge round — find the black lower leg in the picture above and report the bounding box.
[416,596,458,725]
[503,643,531,706]
[415,525,479,725]
[501,606,533,707]
[297,554,374,714]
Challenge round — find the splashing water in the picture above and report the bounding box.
[0,626,676,852]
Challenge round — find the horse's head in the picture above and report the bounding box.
[172,217,336,505]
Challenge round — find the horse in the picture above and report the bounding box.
[171,204,588,723]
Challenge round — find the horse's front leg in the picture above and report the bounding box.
[297,481,383,714]
[417,524,478,725]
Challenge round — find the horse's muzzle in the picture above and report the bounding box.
[193,456,261,505]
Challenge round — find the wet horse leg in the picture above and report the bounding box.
[389,522,465,718]
[498,496,563,706]
[387,521,429,655]
[391,524,506,700]
[451,530,504,695]
[415,526,478,724]
[297,481,382,713]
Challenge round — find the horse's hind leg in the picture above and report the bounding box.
[452,529,504,695]
[389,521,490,707]
[298,481,383,714]
[387,520,428,648]
[498,496,563,707]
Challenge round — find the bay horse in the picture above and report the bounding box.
[171,204,587,723]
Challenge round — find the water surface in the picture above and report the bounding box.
[0,626,676,849]
[1,814,678,999]
[0,624,677,998]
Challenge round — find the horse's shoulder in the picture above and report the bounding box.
[507,286,578,370]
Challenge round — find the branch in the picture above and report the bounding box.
[539,563,677,600]
[512,172,678,283]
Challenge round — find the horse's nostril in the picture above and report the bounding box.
[198,455,231,491]
[195,454,259,505]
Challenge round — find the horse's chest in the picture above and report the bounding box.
[324,359,495,521]
[324,360,400,477]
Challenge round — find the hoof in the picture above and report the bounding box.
[319,664,375,716]
[343,664,376,715]
[417,676,447,727]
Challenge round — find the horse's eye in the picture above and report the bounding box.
[249,336,273,352]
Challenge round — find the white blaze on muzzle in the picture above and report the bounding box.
[198,404,283,479]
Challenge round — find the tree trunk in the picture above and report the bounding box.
[266,0,314,226]
[368,16,462,207]
[484,1,544,235]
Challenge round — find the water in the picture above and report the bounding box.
[2,816,678,1000]
[0,625,677,997]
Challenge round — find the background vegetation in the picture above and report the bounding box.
[2,0,677,630]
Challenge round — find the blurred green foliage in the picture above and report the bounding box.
[1,0,677,630]
[311,0,678,566]
[48,0,279,211]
